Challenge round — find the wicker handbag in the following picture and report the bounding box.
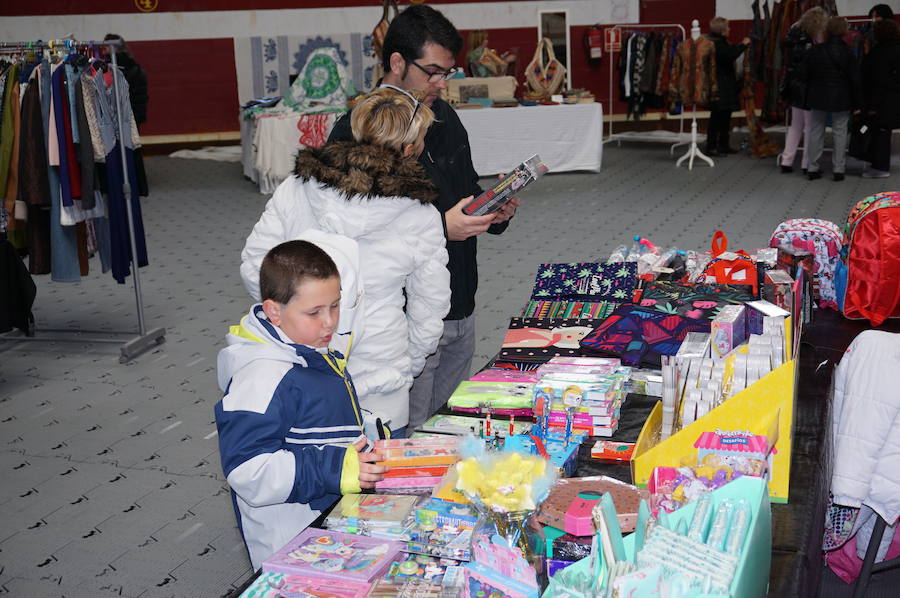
[524,37,566,100]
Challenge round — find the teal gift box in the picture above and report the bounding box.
[543,477,771,598]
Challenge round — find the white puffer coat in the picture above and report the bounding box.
[831,330,900,525]
[240,142,450,431]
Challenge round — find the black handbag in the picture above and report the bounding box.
[848,116,873,160]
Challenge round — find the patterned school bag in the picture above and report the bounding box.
[769,218,842,309]
[834,192,900,326]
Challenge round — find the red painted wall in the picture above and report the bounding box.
[130,38,239,136]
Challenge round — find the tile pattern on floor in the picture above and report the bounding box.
[0,142,894,597]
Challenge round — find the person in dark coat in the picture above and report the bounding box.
[862,18,900,177]
[705,17,749,157]
[103,34,149,126]
[797,17,862,181]
[779,7,827,174]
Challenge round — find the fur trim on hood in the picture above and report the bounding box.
[294,141,438,204]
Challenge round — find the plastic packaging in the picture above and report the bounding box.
[651,247,678,271]
[724,500,752,555]
[608,244,629,263]
[705,499,733,551]
[687,494,713,543]
[626,236,642,262]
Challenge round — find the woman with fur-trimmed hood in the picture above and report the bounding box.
[240,88,450,437]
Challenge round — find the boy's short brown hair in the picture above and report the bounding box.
[259,240,339,304]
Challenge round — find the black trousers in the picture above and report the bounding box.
[706,109,733,151]
[867,125,893,172]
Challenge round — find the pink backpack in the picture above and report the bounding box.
[769,218,842,309]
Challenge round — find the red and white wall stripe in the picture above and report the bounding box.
[0,1,876,140]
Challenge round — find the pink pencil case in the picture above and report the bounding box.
[375,476,444,489]
[470,369,541,383]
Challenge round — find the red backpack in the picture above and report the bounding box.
[835,192,900,326]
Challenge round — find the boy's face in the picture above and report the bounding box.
[263,276,341,348]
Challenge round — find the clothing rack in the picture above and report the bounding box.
[0,38,165,363]
[676,20,714,170]
[604,23,689,153]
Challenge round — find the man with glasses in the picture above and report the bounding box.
[328,4,519,434]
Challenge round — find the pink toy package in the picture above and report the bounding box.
[694,429,773,462]
[261,528,403,582]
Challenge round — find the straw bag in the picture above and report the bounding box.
[525,37,566,100]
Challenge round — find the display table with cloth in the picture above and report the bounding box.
[456,102,603,175]
[240,110,341,194]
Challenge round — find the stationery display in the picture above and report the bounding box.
[419,413,533,437]
[522,299,620,320]
[261,528,403,581]
[324,494,418,539]
[462,154,549,216]
[530,262,637,302]
[238,573,371,598]
[579,305,710,367]
[639,282,755,320]
[446,380,536,412]
[500,317,602,360]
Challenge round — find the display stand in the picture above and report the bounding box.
[0,39,165,363]
[603,23,689,153]
[676,20,715,170]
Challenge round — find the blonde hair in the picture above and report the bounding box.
[799,7,828,37]
[350,88,435,151]
[709,17,729,35]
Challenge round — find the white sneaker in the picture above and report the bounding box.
[862,168,891,179]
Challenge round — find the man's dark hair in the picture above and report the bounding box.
[875,18,900,42]
[381,4,463,71]
[260,240,339,304]
[870,4,895,20]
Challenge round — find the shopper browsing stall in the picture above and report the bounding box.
[216,240,386,571]
[328,4,520,433]
[241,88,451,438]
[861,19,900,178]
[797,17,862,182]
[705,17,749,157]
[779,7,827,174]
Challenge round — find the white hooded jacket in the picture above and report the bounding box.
[241,141,450,430]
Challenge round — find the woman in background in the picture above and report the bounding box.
[861,19,900,178]
[779,7,827,174]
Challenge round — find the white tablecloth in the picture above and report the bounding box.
[456,102,603,175]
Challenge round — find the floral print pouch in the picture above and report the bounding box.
[530,262,637,302]
[639,282,755,321]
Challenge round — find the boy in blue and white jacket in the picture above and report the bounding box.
[215,240,385,571]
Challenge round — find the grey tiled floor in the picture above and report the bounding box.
[1,142,895,597]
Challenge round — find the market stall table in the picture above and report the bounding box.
[455,102,603,175]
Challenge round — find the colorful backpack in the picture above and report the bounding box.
[769,218,842,309]
[834,192,900,326]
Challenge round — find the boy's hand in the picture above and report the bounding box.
[446,196,495,241]
[353,437,386,488]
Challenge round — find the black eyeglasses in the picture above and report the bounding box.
[380,84,421,132]
[407,59,460,82]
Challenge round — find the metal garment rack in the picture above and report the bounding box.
[0,39,165,362]
[604,23,689,153]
